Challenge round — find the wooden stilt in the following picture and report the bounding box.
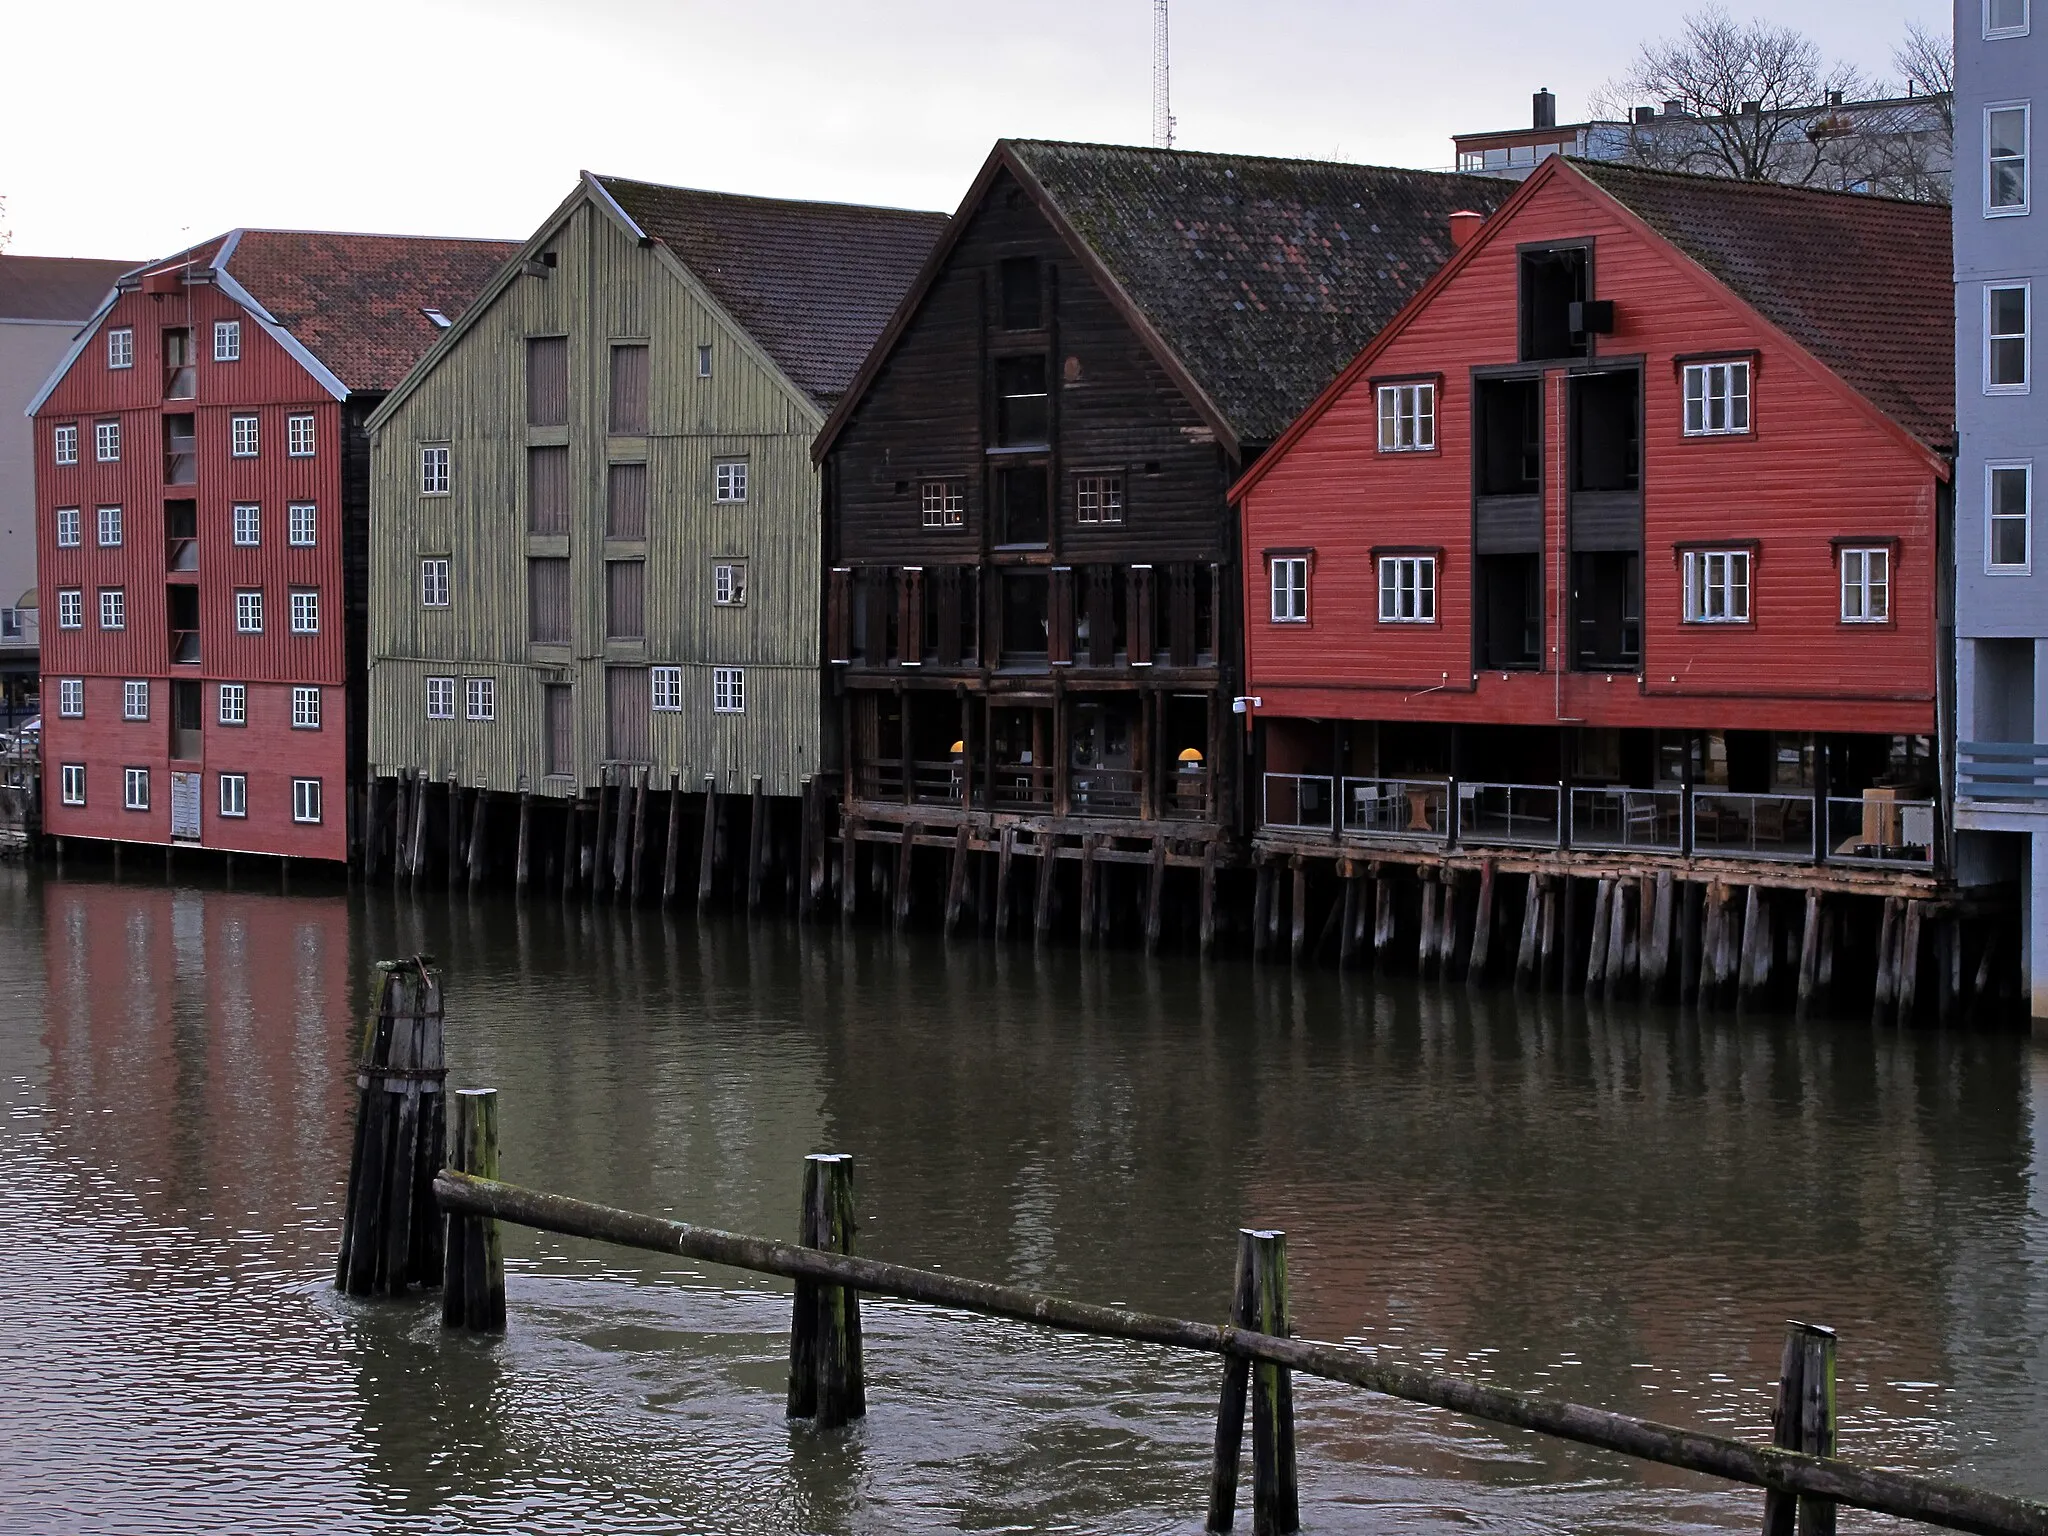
[1898,899,1924,1024]
[1643,870,1674,1000]
[1199,839,1219,956]
[441,1088,505,1333]
[1538,877,1559,991]
[1418,869,1440,978]
[1248,1230,1299,1536]
[1079,834,1101,945]
[995,827,1016,937]
[337,958,445,1297]
[1466,861,1495,985]
[797,777,817,919]
[1374,868,1398,968]
[1679,880,1703,1003]
[661,773,682,908]
[1034,834,1057,942]
[1586,878,1614,995]
[1145,836,1167,954]
[1290,857,1308,964]
[1252,860,1275,961]
[406,770,429,889]
[514,790,532,892]
[1796,891,1822,1019]
[1938,917,1962,1027]
[944,823,971,935]
[1762,1321,1838,1536]
[1818,901,1840,1008]
[1206,1231,1257,1534]
[747,774,767,911]
[1872,896,1902,1024]
[1515,873,1542,989]
[1618,878,1642,997]
[626,768,649,904]
[698,775,718,909]
[785,1153,865,1428]
[611,770,635,900]
[894,823,921,929]
[467,782,488,891]
[1738,885,1771,1009]
[840,816,860,922]
[1559,875,1580,995]
[445,781,463,890]
[1339,869,1362,970]
[1603,879,1631,1002]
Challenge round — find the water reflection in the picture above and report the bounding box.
[0,867,2044,1533]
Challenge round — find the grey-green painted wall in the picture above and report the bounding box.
[367,193,823,799]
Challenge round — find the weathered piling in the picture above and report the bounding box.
[1873,896,1903,1024]
[514,789,533,892]
[466,782,488,891]
[1339,868,1364,970]
[661,773,682,907]
[994,827,1016,937]
[1208,1228,1298,1534]
[1081,834,1103,945]
[1739,886,1772,1010]
[1199,839,1219,957]
[1145,836,1168,954]
[407,771,429,889]
[894,822,921,929]
[747,775,767,911]
[1373,868,1398,968]
[945,823,972,935]
[697,775,719,907]
[786,1153,865,1428]
[628,768,650,903]
[1206,1231,1257,1533]
[1762,1322,1837,1536]
[1467,861,1495,985]
[1587,878,1614,995]
[1899,899,1925,1023]
[336,957,446,1296]
[1290,857,1309,964]
[1643,870,1674,1000]
[442,1088,506,1333]
[1033,833,1057,941]
[1796,892,1823,1019]
[1515,873,1542,988]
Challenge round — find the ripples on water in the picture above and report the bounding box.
[1,867,2045,1533]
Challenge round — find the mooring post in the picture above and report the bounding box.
[1762,1321,1837,1536]
[1205,1230,1258,1533]
[786,1153,865,1428]
[441,1087,506,1334]
[336,957,446,1297]
[1248,1230,1299,1535]
[698,774,719,908]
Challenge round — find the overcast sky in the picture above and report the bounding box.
[1,0,1948,261]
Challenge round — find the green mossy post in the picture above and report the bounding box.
[787,1153,865,1428]
[1248,1230,1300,1535]
[1205,1230,1258,1532]
[442,1087,506,1333]
[337,957,446,1297]
[1762,1321,1837,1536]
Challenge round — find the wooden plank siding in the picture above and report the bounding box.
[367,193,824,799]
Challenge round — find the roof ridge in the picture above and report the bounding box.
[594,172,947,222]
[1572,156,1948,214]
[1006,136,1504,185]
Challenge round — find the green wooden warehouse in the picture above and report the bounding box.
[364,171,945,896]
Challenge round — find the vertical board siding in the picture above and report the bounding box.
[527,446,570,533]
[526,336,568,427]
[369,195,823,796]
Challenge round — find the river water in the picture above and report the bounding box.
[1,866,2045,1534]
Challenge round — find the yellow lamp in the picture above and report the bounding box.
[950,740,965,754]
[1178,747,1204,763]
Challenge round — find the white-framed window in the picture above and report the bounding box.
[420,558,450,607]
[235,589,263,633]
[1988,0,2031,38]
[1683,360,1752,435]
[292,686,321,729]
[714,459,748,502]
[95,420,120,462]
[921,480,965,528]
[697,344,713,378]
[107,328,133,370]
[1682,549,1752,622]
[1270,556,1308,623]
[290,590,318,634]
[54,507,80,548]
[713,560,747,606]
[1076,473,1126,523]
[59,764,85,806]
[288,502,316,547]
[1378,555,1437,622]
[122,680,148,721]
[96,505,122,548]
[652,666,683,711]
[426,676,456,719]
[53,424,78,465]
[292,778,322,824]
[420,444,450,495]
[56,589,82,629]
[98,588,124,630]
[230,414,259,458]
[1840,547,1891,622]
[1989,104,2031,213]
[124,766,149,811]
[219,773,247,818]
[465,677,495,721]
[233,503,260,546]
[213,320,241,362]
[1376,382,1437,451]
[218,682,246,725]
[1990,461,2033,571]
[713,666,745,713]
[1988,284,2030,391]
[287,414,315,458]
[57,679,83,718]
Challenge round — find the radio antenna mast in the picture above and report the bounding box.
[1152,0,1175,149]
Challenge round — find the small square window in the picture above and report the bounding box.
[292,686,321,729]
[921,480,965,529]
[97,506,122,548]
[95,421,120,463]
[292,777,322,824]
[288,503,316,547]
[122,680,148,721]
[1840,547,1891,622]
[219,773,248,818]
[218,683,246,725]
[1075,473,1126,524]
[1684,361,1752,435]
[213,320,241,362]
[1988,0,2030,36]
[652,666,683,711]
[55,508,80,548]
[98,588,124,630]
[426,676,456,719]
[712,666,745,713]
[714,459,748,503]
[107,329,133,370]
[124,766,149,811]
[1270,557,1308,622]
[713,560,747,606]
[56,589,82,629]
[287,414,316,458]
[1990,462,2033,570]
[1683,549,1753,622]
[1376,383,1437,451]
[466,677,495,721]
[53,425,78,465]
[230,414,259,458]
[421,444,451,495]
[290,590,318,634]
[232,504,260,545]
[57,679,83,718]
[60,764,85,806]
[235,590,263,633]
[1988,285,2030,392]
[421,559,450,608]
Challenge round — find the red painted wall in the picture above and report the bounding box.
[1238,166,1944,738]
[35,267,347,859]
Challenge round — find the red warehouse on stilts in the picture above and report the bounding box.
[28,231,513,864]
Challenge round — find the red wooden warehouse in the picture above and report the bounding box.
[29,230,513,864]
[1232,157,1953,891]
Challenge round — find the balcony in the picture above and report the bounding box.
[170,630,200,665]
[1569,787,1684,852]
[163,414,196,486]
[1459,780,1562,847]
[166,500,197,572]
[1959,741,2048,803]
[1690,791,1815,861]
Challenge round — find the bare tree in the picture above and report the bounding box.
[1894,20,1954,133]
[0,197,11,254]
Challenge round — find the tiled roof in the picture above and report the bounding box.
[219,231,522,394]
[1577,160,1954,451]
[595,175,948,408]
[0,254,135,322]
[1007,140,1517,445]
